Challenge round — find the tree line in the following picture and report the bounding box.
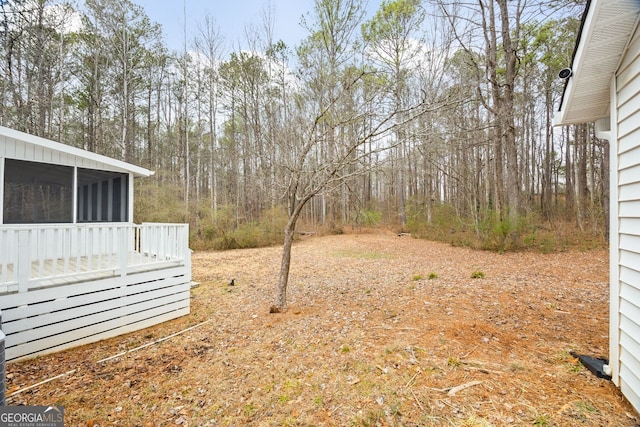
[1,0,600,253]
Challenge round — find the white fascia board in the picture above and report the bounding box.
[0,126,154,178]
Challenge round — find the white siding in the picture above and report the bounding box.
[0,126,152,177]
[0,128,187,362]
[0,223,192,362]
[0,133,113,172]
[615,20,640,414]
[2,266,191,361]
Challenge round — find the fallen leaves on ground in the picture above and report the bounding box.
[6,231,638,426]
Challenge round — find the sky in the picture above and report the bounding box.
[133,0,377,53]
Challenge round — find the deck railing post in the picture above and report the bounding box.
[118,226,128,278]
[184,225,191,285]
[17,229,30,293]
[0,310,6,406]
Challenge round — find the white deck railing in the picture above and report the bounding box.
[0,222,190,294]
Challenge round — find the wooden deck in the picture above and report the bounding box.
[0,223,191,362]
[0,252,181,295]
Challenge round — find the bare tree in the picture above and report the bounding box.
[81,0,161,161]
[435,0,527,223]
[194,15,225,216]
[362,0,426,225]
[270,71,431,311]
[0,0,74,137]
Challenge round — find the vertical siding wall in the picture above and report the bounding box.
[615,21,640,414]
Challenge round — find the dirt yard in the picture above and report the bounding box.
[5,231,639,426]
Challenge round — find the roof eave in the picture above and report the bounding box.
[554,0,640,127]
[0,126,154,178]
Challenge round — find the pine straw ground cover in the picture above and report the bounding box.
[5,231,639,426]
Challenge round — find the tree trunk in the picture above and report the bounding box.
[497,0,521,221]
[271,213,300,312]
[602,138,610,240]
[565,126,574,213]
[542,87,553,221]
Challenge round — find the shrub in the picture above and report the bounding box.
[362,210,382,226]
[471,271,485,279]
[190,205,289,250]
[475,210,538,252]
[406,199,463,241]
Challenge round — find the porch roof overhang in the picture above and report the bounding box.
[0,125,153,177]
[553,0,640,127]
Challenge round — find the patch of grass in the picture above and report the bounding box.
[547,350,567,364]
[447,356,461,368]
[332,250,391,259]
[282,416,298,427]
[243,404,255,417]
[341,345,351,353]
[428,272,438,280]
[575,400,597,413]
[549,350,584,373]
[412,274,423,281]
[283,379,300,391]
[533,414,550,426]
[569,363,583,373]
[278,394,290,404]
[423,365,442,376]
[471,270,485,279]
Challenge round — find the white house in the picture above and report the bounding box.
[553,0,640,414]
[0,126,191,362]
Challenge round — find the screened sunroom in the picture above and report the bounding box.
[0,126,191,362]
[3,158,129,224]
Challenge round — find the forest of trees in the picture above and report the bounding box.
[0,0,603,253]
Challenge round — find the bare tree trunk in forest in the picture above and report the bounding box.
[543,88,553,221]
[120,25,131,161]
[88,94,96,152]
[146,70,153,165]
[496,0,521,221]
[575,123,588,232]
[195,14,222,217]
[602,138,610,239]
[182,3,190,218]
[480,0,504,218]
[195,65,203,207]
[565,126,574,213]
[35,2,46,136]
